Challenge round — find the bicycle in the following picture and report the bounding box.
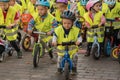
[90,26,104,60]
[104,19,114,57]
[32,31,53,67]
[57,41,78,80]
[21,13,33,51]
[111,18,120,63]
[0,25,15,62]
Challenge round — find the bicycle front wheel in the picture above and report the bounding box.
[111,46,119,59]
[91,44,100,60]
[63,62,70,80]
[33,45,40,68]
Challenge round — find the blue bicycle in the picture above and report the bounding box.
[57,42,77,80]
[90,26,101,60]
[104,19,114,57]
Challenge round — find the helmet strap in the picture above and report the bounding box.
[91,7,98,13]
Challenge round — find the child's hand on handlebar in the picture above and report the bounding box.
[47,31,52,36]
[75,41,81,46]
[52,42,57,46]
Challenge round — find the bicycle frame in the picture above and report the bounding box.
[60,49,73,72]
[32,31,46,56]
[59,43,75,72]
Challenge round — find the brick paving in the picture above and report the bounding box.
[0,49,120,80]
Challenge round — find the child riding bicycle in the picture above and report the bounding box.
[102,0,120,46]
[84,0,106,57]
[0,0,22,59]
[27,0,58,60]
[52,10,82,74]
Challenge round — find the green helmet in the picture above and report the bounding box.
[0,0,10,2]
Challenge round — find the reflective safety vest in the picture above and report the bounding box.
[84,11,104,43]
[55,9,62,23]
[0,7,18,41]
[13,3,23,15]
[105,21,120,30]
[77,3,86,17]
[21,0,27,11]
[102,2,120,29]
[34,13,55,42]
[27,2,38,19]
[102,2,120,19]
[54,26,79,58]
[35,13,55,32]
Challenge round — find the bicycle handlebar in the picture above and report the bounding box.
[57,42,75,46]
[57,42,82,46]
[106,18,120,22]
[0,25,6,29]
[91,25,98,29]
[0,25,18,29]
[33,31,46,35]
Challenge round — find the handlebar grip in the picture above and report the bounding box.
[62,42,75,46]
[92,25,98,29]
[0,25,6,29]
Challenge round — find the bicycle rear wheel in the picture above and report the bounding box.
[63,62,70,80]
[33,45,40,68]
[91,44,100,60]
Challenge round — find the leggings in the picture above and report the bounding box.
[0,45,5,55]
[10,40,20,52]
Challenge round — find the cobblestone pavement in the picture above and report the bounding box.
[0,39,120,80]
[0,49,120,80]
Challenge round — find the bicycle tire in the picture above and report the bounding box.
[33,45,40,68]
[111,46,119,59]
[104,39,111,57]
[22,35,31,51]
[91,44,100,60]
[118,53,120,64]
[63,62,70,80]
[8,49,14,56]
[17,32,21,45]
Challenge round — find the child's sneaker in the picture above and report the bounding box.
[56,68,62,74]
[0,54,3,62]
[17,51,22,59]
[71,67,77,75]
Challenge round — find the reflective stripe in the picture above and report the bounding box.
[87,27,104,42]
[5,30,18,36]
[87,33,104,38]
[56,46,77,53]
[88,27,104,32]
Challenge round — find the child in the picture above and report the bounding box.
[0,0,22,58]
[55,0,68,23]
[27,0,38,19]
[77,0,88,20]
[9,0,23,15]
[52,10,82,74]
[84,0,106,56]
[102,0,120,46]
[27,0,58,60]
